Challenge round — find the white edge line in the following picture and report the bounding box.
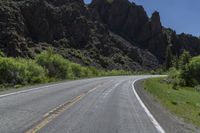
[132,77,166,133]
[0,83,65,99]
[0,77,110,99]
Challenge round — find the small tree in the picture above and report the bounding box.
[172,55,179,69]
[180,56,200,86]
[165,45,173,70]
[179,50,191,69]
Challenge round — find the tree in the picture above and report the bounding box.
[179,50,191,69]
[172,55,179,69]
[165,45,173,70]
[180,56,200,86]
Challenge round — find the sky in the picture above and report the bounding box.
[84,0,200,37]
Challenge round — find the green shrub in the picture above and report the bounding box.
[172,78,180,90]
[194,85,200,92]
[88,67,100,77]
[180,56,200,86]
[0,57,47,85]
[81,67,93,78]
[168,68,180,81]
[36,49,72,80]
[19,59,47,84]
[70,63,84,78]
[179,50,191,69]
[172,56,179,69]
[0,57,24,85]
[103,70,132,76]
[70,64,99,79]
[167,68,181,89]
[155,68,164,75]
[0,49,134,88]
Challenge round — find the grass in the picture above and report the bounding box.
[144,78,200,128]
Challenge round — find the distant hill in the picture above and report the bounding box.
[0,0,200,70]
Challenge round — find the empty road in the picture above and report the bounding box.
[0,76,165,133]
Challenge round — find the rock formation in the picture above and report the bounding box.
[0,0,199,70]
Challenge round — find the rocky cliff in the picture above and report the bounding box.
[90,0,200,62]
[0,0,199,70]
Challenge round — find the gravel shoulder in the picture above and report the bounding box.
[135,79,200,133]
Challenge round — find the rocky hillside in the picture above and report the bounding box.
[0,0,200,70]
[90,0,200,62]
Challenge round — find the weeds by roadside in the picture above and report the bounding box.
[144,78,200,128]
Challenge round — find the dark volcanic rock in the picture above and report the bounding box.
[0,0,160,70]
[1,0,199,70]
[138,11,168,61]
[90,0,200,62]
[172,33,200,56]
[90,0,169,61]
[164,28,200,57]
[90,0,149,41]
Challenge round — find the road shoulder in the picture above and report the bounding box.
[134,79,200,133]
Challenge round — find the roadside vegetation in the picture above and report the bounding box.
[0,49,133,89]
[144,48,200,128]
[165,48,200,88]
[144,78,200,128]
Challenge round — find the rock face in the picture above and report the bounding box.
[0,0,200,70]
[90,0,168,61]
[90,0,148,42]
[90,0,200,62]
[0,0,159,70]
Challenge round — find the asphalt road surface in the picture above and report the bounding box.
[0,76,165,133]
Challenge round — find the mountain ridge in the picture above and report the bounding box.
[0,0,200,70]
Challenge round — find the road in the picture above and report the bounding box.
[0,76,165,133]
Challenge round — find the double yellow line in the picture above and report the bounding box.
[26,86,98,133]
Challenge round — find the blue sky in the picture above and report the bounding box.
[84,0,200,37]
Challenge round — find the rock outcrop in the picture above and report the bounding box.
[0,0,200,70]
[0,0,159,70]
[90,0,200,62]
[90,0,168,60]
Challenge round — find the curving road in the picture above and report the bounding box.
[0,76,165,133]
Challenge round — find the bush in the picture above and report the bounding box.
[179,50,191,69]
[36,49,72,80]
[0,57,47,85]
[167,68,181,89]
[194,85,200,92]
[167,68,179,81]
[70,64,99,78]
[180,56,200,86]
[88,67,100,77]
[19,59,47,84]
[0,49,134,88]
[102,70,132,76]
[172,78,179,90]
[81,67,93,78]
[70,63,84,78]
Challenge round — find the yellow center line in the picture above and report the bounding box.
[87,87,97,94]
[25,86,99,133]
